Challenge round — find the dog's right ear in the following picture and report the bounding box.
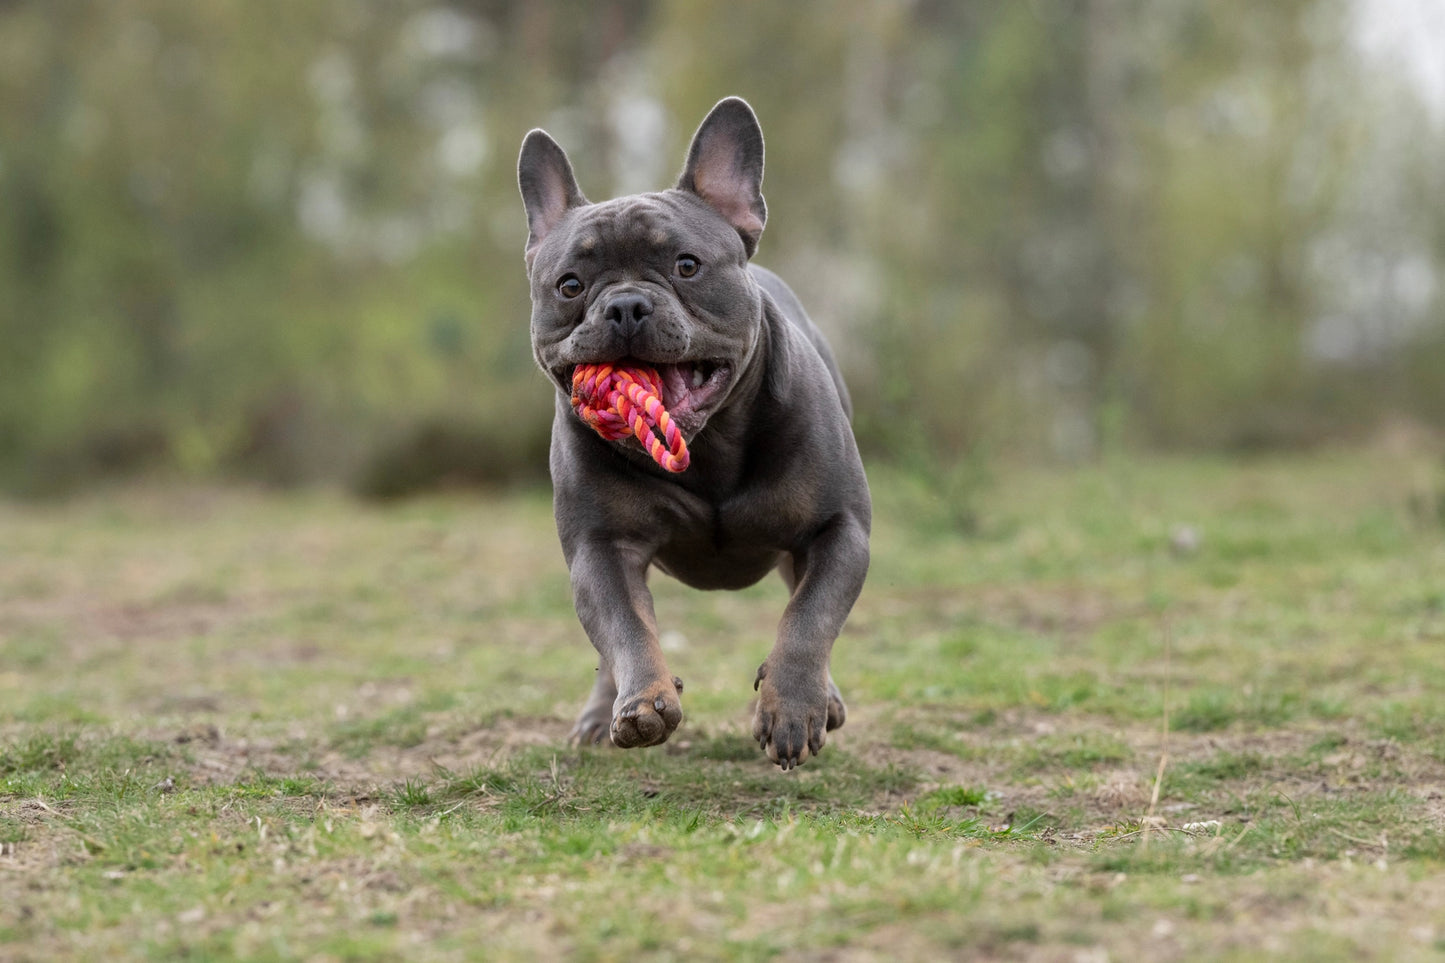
[518,130,588,268]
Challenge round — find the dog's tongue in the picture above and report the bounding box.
[654,364,693,411]
[570,363,691,473]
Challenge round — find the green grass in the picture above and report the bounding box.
[3,450,1445,960]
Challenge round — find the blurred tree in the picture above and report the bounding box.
[0,0,1440,494]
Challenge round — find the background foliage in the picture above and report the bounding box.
[2,0,1442,493]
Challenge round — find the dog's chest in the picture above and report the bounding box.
[650,502,791,591]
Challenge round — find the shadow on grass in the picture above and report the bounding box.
[365,730,1049,844]
[412,733,917,822]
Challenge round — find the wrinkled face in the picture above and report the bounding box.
[528,190,762,439]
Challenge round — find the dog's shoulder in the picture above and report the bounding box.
[750,264,852,420]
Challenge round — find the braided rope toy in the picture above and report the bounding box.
[570,363,691,472]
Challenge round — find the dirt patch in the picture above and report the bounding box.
[0,801,76,873]
[135,712,572,796]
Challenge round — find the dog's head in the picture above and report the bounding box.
[518,97,768,439]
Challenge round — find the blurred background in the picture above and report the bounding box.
[1,0,1442,498]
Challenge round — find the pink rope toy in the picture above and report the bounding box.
[570,363,691,473]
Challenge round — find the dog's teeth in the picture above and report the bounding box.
[691,367,705,388]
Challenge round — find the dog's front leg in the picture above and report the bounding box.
[753,513,870,769]
[568,540,683,748]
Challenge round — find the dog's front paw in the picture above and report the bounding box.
[611,675,684,748]
[752,662,830,770]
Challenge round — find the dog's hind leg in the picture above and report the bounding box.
[569,659,619,746]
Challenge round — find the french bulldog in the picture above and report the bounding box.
[517,97,871,769]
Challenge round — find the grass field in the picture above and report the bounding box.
[3,449,1445,961]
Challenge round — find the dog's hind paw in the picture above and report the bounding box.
[569,709,613,747]
[826,676,847,732]
[569,670,619,747]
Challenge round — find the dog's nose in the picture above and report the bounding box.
[603,292,654,339]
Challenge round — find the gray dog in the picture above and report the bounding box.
[517,97,871,769]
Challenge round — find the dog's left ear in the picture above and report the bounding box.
[677,97,767,258]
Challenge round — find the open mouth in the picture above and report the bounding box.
[652,360,730,419]
[559,358,731,432]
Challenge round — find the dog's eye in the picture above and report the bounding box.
[674,255,700,278]
[556,275,584,299]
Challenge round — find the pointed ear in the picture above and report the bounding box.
[518,129,587,267]
[677,97,767,258]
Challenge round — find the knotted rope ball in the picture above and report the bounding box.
[570,363,691,473]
